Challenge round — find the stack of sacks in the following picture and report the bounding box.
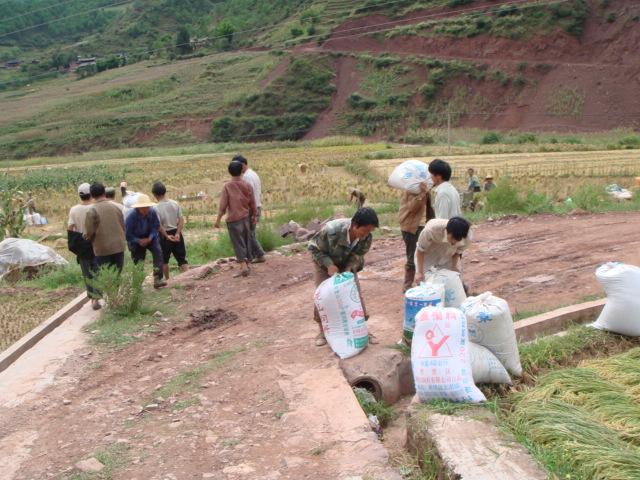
[461,292,523,385]
[411,306,486,403]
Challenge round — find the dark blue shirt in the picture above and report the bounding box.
[125,209,160,247]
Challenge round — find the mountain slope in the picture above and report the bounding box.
[0,0,639,159]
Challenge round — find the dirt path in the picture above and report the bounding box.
[1,212,639,479]
[304,56,362,140]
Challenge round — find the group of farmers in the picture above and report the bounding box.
[67,153,481,349]
[309,158,477,347]
[67,155,265,310]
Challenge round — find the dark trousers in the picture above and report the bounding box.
[78,256,99,299]
[402,226,424,271]
[96,252,124,273]
[249,207,265,259]
[227,217,253,262]
[129,239,163,281]
[161,229,188,266]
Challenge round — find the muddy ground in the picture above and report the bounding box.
[1,211,639,480]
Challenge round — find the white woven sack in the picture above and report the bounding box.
[403,282,444,342]
[412,306,485,403]
[461,292,522,376]
[388,159,433,194]
[469,343,512,385]
[314,272,368,359]
[425,268,467,308]
[592,262,640,336]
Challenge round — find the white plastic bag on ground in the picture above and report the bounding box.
[0,238,68,279]
[424,268,467,308]
[592,262,640,336]
[314,272,368,359]
[412,306,485,403]
[403,282,444,342]
[388,159,433,194]
[461,292,523,377]
[469,343,512,385]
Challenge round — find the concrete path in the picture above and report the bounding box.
[0,302,99,409]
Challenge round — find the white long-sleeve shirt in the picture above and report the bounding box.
[433,182,461,219]
[243,168,262,208]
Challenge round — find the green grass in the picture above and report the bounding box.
[85,291,173,348]
[353,387,395,427]
[153,348,244,400]
[64,443,131,480]
[18,262,84,290]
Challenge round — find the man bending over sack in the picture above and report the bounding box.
[308,207,379,347]
[414,217,471,284]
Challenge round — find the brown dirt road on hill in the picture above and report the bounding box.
[1,212,639,479]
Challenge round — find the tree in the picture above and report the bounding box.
[175,27,192,55]
[215,21,235,44]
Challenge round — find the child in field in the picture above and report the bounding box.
[214,161,258,277]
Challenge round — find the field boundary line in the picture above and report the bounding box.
[0,292,88,374]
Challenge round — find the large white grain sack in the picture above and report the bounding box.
[424,268,467,308]
[461,292,522,377]
[314,272,368,359]
[469,343,512,385]
[412,306,485,403]
[403,282,445,342]
[592,262,640,336]
[388,159,433,194]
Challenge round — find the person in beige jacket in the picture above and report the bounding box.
[398,182,434,292]
[84,183,126,273]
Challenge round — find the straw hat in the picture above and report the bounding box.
[485,175,494,180]
[131,194,156,208]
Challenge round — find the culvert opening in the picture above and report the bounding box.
[351,377,383,402]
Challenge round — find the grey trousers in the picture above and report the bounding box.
[249,207,265,259]
[227,217,253,262]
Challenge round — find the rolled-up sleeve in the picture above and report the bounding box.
[416,225,434,252]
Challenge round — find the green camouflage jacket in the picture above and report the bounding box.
[308,218,372,271]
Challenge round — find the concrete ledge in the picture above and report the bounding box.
[514,299,606,343]
[406,403,546,480]
[0,292,88,373]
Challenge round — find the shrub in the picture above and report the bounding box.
[486,179,525,213]
[256,226,289,252]
[606,12,616,23]
[618,135,640,148]
[402,128,436,144]
[517,133,538,144]
[525,191,554,214]
[90,263,146,316]
[290,27,304,37]
[573,184,605,211]
[481,132,502,144]
[513,75,526,88]
[347,93,377,110]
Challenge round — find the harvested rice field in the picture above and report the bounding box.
[507,347,640,480]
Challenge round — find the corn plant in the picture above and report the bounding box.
[0,189,26,240]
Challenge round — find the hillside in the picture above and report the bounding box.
[1,0,640,159]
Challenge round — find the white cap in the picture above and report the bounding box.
[78,183,91,195]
